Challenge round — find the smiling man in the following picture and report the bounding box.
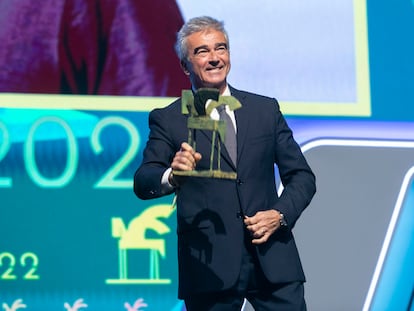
[180,28,230,93]
[134,16,316,311]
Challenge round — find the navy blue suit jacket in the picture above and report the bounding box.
[134,86,316,298]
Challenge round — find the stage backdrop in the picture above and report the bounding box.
[1,0,413,310]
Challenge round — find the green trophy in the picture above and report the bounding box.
[173,88,242,180]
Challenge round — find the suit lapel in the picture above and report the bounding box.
[186,86,250,170]
[231,87,250,163]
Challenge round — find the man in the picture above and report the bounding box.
[134,16,316,311]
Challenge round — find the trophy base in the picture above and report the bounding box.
[173,169,237,180]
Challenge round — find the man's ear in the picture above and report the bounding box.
[180,60,190,75]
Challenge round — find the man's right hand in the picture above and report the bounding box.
[171,142,202,172]
[169,142,202,187]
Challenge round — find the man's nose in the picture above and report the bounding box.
[209,59,220,66]
[208,49,220,61]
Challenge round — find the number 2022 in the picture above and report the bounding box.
[0,115,140,189]
[0,252,39,280]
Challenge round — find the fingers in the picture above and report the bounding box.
[247,223,269,245]
[251,232,268,245]
[182,142,202,162]
[244,210,281,245]
[171,142,202,171]
[180,142,193,152]
[244,210,280,229]
[245,224,267,241]
[244,215,267,243]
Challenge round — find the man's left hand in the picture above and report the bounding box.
[244,210,282,245]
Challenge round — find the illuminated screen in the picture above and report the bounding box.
[1,98,414,311]
[177,0,371,116]
[0,99,182,310]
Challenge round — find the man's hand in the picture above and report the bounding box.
[244,210,283,245]
[171,142,202,171]
[169,142,202,186]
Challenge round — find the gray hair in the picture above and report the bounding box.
[175,16,229,61]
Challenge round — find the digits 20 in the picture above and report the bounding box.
[0,116,140,188]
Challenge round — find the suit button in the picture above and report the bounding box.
[237,179,243,185]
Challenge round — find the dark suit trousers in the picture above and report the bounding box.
[184,229,307,311]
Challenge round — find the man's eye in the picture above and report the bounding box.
[196,49,209,55]
[216,46,228,53]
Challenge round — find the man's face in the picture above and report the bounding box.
[182,29,231,94]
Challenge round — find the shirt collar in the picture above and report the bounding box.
[191,84,231,96]
[222,85,231,96]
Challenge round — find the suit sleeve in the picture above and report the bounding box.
[133,109,176,200]
[272,104,316,228]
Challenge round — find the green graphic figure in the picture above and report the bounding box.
[106,204,174,284]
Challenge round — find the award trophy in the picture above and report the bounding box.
[172,88,242,180]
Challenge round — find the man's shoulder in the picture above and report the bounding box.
[229,86,279,110]
[151,97,182,115]
[230,86,277,103]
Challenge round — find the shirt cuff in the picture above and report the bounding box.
[161,167,175,190]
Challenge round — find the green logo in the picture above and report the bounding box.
[106,204,174,285]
